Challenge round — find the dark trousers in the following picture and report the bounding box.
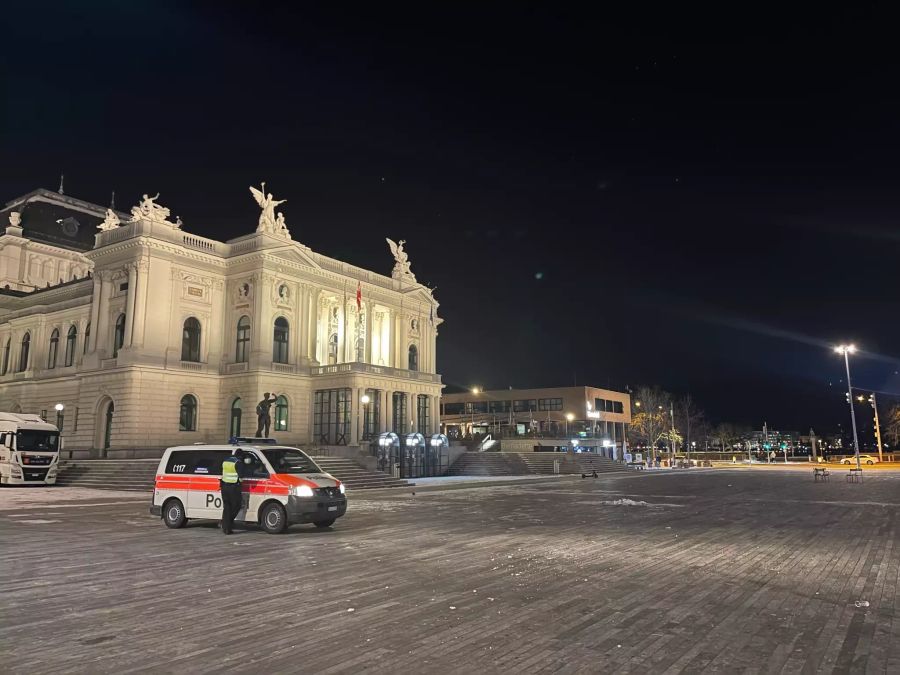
[220,481,242,533]
[256,414,270,438]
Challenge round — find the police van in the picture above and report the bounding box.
[150,441,347,533]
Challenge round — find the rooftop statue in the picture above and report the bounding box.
[98,208,120,231]
[386,238,417,283]
[129,193,172,224]
[249,182,289,237]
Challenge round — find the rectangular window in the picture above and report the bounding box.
[605,400,614,413]
[514,399,537,412]
[443,402,465,415]
[313,388,351,445]
[417,395,430,434]
[363,388,380,440]
[489,400,511,413]
[595,398,605,412]
[465,401,488,414]
[538,398,562,411]
[73,407,79,432]
[613,401,624,414]
[393,392,407,432]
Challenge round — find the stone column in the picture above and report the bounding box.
[364,302,374,364]
[384,389,392,432]
[298,284,309,364]
[87,275,102,353]
[123,264,137,346]
[351,386,362,446]
[95,272,112,356]
[253,274,268,363]
[431,395,440,435]
[131,259,150,347]
[309,288,321,364]
[389,310,397,368]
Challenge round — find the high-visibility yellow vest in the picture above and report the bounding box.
[221,458,239,484]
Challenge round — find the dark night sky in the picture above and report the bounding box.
[3,3,898,432]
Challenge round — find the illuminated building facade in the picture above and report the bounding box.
[0,188,442,457]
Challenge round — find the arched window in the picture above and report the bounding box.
[1,338,10,375]
[408,344,418,371]
[235,316,250,362]
[83,322,91,354]
[18,332,31,372]
[274,395,289,431]
[65,325,77,367]
[181,317,201,362]
[230,397,242,438]
[113,314,126,357]
[328,333,338,364]
[48,328,59,369]
[179,394,198,431]
[273,317,289,364]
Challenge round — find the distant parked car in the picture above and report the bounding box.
[841,455,879,465]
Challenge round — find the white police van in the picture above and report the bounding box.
[150,439,347,533]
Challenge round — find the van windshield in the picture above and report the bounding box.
[262,449,321,474]
[17,430,60,452]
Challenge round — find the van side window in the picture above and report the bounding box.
[193,451,231,476]
[243,452,269,479]
[166,451,198,474]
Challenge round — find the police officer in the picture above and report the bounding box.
[220,449,245,535]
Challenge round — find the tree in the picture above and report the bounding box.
[628,386,672,461]
[885,404,900,446]
[675,394,705,459]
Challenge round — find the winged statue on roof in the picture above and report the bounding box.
[386,238,416,283]
[249,182,289,237]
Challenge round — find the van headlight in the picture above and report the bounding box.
[292,485,314,498]
[339,483,345,494]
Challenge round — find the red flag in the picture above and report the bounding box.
[356,281,361,311]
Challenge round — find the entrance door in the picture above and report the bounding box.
[230,398,242,438]
[103,401,114,453]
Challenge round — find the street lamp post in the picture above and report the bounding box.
[870,393,884,463]
[54,403,65,433]
[835,344,862,472]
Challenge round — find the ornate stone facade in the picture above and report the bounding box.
[0,188,442,458]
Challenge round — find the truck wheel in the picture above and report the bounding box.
[261,503,287,534]
[314,519,336,529]
[163,499,187,529]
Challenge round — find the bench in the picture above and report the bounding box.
[813,467,830,482]
[847,468,863,483]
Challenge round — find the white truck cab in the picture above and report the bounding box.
[0,413,61,485]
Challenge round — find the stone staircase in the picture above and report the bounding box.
[56,460,157,491]
[447,452,530,476]
[447,452,633,477]
[569,454,632,475]
[517,453,578,474]
[56,456,411,492]
[310,457,411,490]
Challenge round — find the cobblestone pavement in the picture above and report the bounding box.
[1,469,898,673]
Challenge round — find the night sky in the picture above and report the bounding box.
[3,3,898,432]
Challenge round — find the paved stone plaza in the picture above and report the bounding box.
[2,469,899,673]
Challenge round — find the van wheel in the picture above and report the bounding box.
[314,519,336,529]
[866,460,874,465]
[261,503,287,534]
[163,499,187,529]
